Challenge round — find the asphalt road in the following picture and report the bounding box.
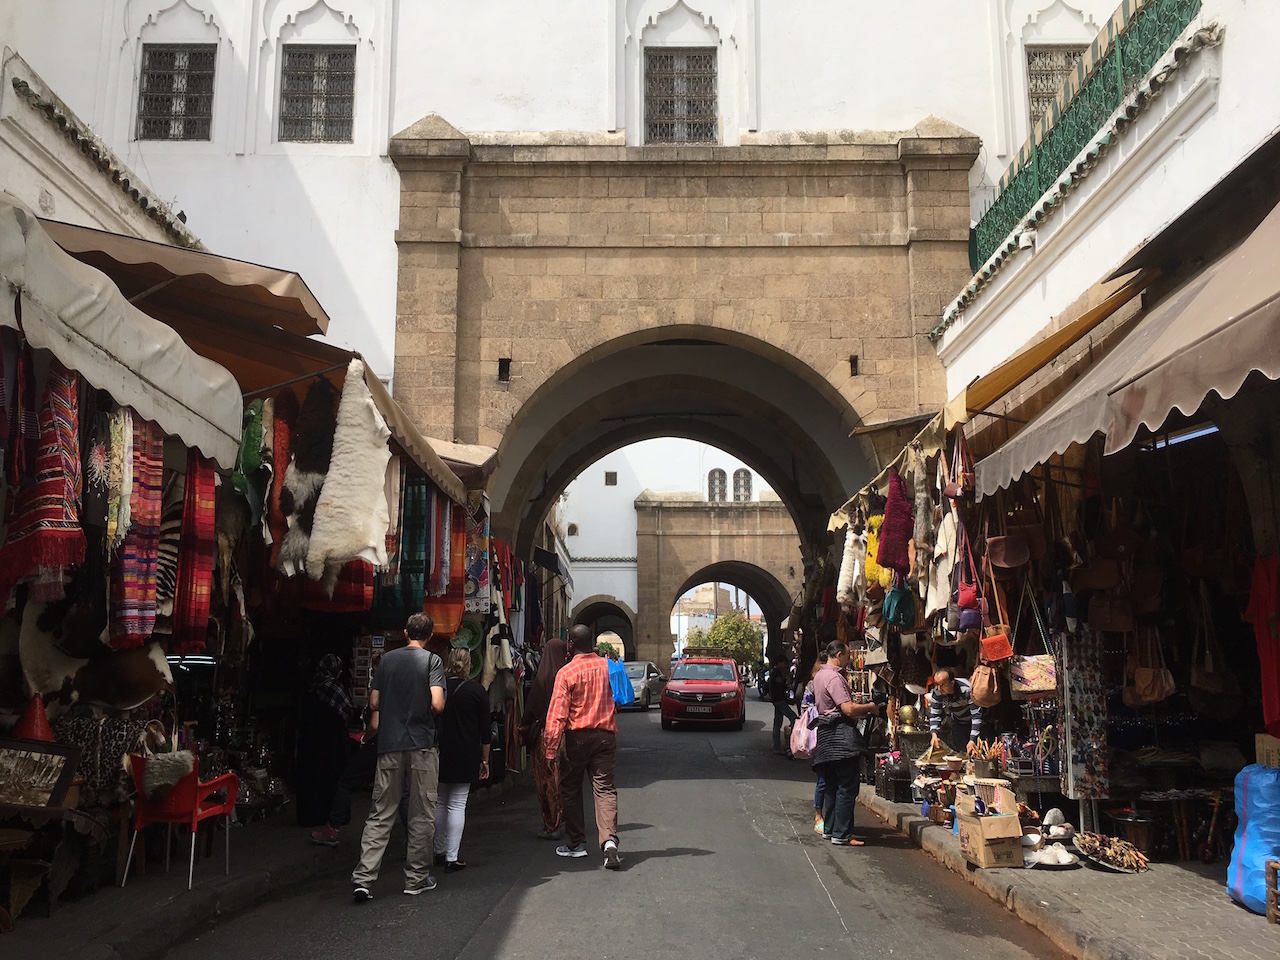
[164,697,1067,960]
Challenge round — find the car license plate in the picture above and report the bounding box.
[688,705,713,714]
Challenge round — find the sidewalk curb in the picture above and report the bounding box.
[15,776,523,960]
[858,788,1157,960]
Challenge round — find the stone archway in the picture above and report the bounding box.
[387,116,980,649]
[671,560,794,658]
[571,595,637,659]
[632,492,801,663]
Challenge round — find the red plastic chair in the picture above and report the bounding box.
[122,755,239,890]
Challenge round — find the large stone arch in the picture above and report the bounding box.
[672,560,793,656]
[388,118,980,490]
[571,595,637,659]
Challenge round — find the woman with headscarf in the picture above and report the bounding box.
[519,636,569,839]
[433,648,491,871]
[296,653,353,827]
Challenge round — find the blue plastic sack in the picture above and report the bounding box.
[1226,764,1280,915]
[608,658,635,706]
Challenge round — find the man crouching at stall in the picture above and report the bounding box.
[351,613,447,901]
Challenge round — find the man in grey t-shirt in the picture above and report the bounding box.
[352,613,446,900]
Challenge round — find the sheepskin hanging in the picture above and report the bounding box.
[835,525,866,610]
[277,378,338,577]
[305,359,391,592]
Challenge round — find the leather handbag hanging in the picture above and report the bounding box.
[977,551,1014,661]
[1130,625,1175,705]
[970,657,1002,708]
[986,495,1030,570]
[1009,579,1057,699]
[883,573,916,630]
[944,430,975,501]
[1097,499,1141,561]
[1087,589,1135,633]
[1071,556,1121,593]
[1187,581,1241,718]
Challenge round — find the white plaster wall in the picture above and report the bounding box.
[939,0,1280,399]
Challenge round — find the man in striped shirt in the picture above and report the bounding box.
[929,668,983,756]
[545,624,621,869]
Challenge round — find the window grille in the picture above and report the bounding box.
[604,472,618,487]
[567,523,579,536]
[733,469,752,502]
[279,44,356,142]
[1025,45,1086,128]
[136,44,216,141]
[708,469,727,502]
[644,47,717,144]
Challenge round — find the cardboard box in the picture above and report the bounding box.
[955,792,1024,868]
[1258,733,1280,768]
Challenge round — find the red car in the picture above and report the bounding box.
[660,657,745,731]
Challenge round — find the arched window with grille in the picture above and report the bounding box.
[566,523,579,537]
[708,468,727,502]
[733,469,752,502]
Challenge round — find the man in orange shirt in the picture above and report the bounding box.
[545,624,621,869]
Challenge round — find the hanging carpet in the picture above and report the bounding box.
[373,470,429,627]
[109,414,164,649]
[171,452,217,654]
[424,502,466,639]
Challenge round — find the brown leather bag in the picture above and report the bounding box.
[1088,592,1135,633]
[970,659,1002,708]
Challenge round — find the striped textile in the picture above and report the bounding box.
[172,452,216,653]
[154,473,185,608]
[0,358,85,605]
[109,414,164,649]
[302,559,373,613]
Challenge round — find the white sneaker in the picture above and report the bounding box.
[603,840,622,870]
[556,843,588,858]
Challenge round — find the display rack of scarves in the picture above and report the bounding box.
[424,499,466,639]
[373,470,428,626]
[109,414,164,649]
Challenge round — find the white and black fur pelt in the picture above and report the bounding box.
[276,379,338,577]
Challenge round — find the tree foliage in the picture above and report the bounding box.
[698,609,764,667]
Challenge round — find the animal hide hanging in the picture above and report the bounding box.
[142,750,194,798]
[911,445,935,587]
[277,379,338,577]
[305,360,391,590]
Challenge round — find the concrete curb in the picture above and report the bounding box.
[857,788,1157,960]
[13,776,522,960]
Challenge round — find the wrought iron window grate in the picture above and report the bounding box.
[279,44,356,143]
[708,469,727,502]
[733,469,752,502]
[972,0,1202,269]
[1026,46,1086,128]
[136,44,216,141]
[645,47,717,144]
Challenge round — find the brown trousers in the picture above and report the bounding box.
[560,728,618,850]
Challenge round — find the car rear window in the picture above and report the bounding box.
[672,662,736,681]
[625,663,645,679]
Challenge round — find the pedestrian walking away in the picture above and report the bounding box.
[520,636,569,840]
[433,648,491,872]
[812,639,881,847]
[350,613,446,901]
[544,624,622,869]
[769,661,797,755]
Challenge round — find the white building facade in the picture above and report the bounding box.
[1,0,1127,379]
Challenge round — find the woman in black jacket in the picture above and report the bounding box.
[433,648,491,871]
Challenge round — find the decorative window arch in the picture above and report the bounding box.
[732,468,751,502]
[708,468,727,502]
[567,523,580,537]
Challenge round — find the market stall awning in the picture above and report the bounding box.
[1104,198,1280,456]
[39,218,330,336]
[828,394,969,531]
[973,265,1220,498]
[532,546,574,593]
[0,193,242,469]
